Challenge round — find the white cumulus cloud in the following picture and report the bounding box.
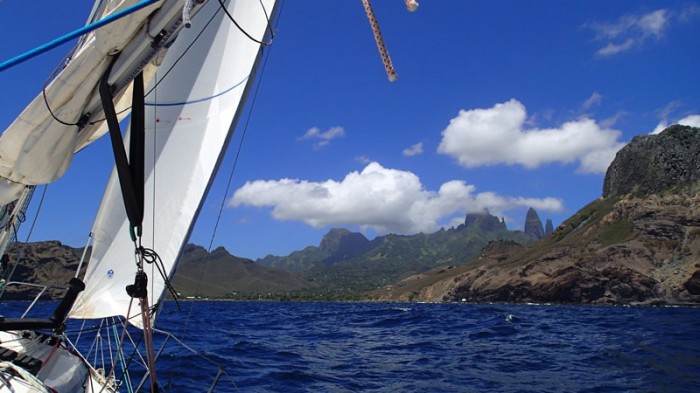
[229,162,564,234]
[436,99,625,174]
[651,114,700,134]
[403,142,424,157]
[298,126,345,148]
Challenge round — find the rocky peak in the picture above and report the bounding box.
[603,125,700,198]
[544,219,554,236]
[463,210,507,232]
[211,246,231,258]
[319,228,371,264]
[524,207,544,239]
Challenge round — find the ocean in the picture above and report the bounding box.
[3,301,700,392]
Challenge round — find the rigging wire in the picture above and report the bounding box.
[217,0,275,46]
[42,1,220,128]
[43,0,275,129]
[150,69,159,322]
[20,186,43,244]
[6,1,278,390]
[99,297,136,393]
[0,186,43,300]
[87,3,222,126]
[180,0,286,341]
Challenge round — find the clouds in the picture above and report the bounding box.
[402,142,423,157]
[581,92,603,111]
[437,99,625,174]
[230,162,563,234]
[588,6,700,57]
[597,39,635,57]
[589,9,668,56]
[298,126,344,148]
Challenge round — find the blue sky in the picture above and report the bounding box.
[1,0,699,260]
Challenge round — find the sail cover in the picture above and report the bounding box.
[70,0,276,327]
[0,0,165,204]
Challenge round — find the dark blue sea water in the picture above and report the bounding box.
[3,301,700,392]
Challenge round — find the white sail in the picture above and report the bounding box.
[70,0,275,327]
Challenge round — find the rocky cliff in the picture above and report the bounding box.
[319,228,372,265]
[544,219,554,236]
[377,126,700,305]
[524,207,545,239]
[604,125,700,198]
[0,241,85,300]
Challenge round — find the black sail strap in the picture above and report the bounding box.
[99,58,145,240]
[100,58,160,393]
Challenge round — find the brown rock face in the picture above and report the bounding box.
[1,241,86,300]
[390,192,700,305]
[603,125,700,198]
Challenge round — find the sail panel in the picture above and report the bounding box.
[69,0,276,327]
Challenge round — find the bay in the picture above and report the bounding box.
[2,301,699,392]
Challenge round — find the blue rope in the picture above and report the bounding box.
[144,76,248,107]
[0,0,162,73]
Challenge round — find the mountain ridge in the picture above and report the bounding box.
[374,125,700,305]
[8,127,696,304]
[2,208,545,300]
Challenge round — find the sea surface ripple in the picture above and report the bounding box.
[157,301,700,392]
[3,301,699,392]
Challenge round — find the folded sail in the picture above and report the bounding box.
[0,0,164,204]
[69,0,276,326]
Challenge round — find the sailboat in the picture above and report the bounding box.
[0,0,418,390]
[0,0,276,391]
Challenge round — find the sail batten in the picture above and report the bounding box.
[69,0,277,328]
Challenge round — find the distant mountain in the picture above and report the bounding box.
[257,246,329,272]
[524,207,544,239]
[376,125,700,305]
[258,228,372,271]
[463,209,506,232]
[319,228,372,264]
[258,210,535,294]
[172,244,311,296]
[0,241,86,300]
[1,242,310,300]
[5,191,592,302]
[544,219,554,236]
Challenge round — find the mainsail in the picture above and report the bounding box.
[69,0,276,326]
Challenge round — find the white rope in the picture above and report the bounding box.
[183,0,195,28]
